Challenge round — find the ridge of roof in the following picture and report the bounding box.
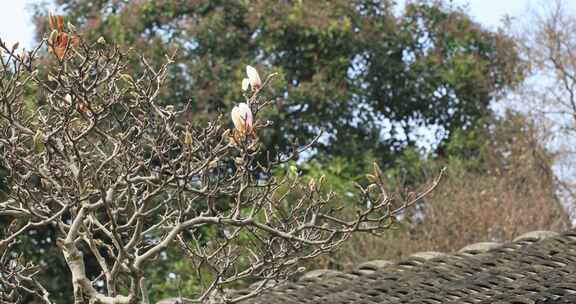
[236,229,576,304]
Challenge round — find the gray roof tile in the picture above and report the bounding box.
[238,229,576,303]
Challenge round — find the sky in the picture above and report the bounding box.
[0,0,36,49]
[0,0,568,50]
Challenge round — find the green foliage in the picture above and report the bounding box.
[301,156,369,198]
[145,249,206,302]
[325,110,570,268]
[442,120,487,171]
[36,0,524,164]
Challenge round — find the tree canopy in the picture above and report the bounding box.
[35,0,524,164]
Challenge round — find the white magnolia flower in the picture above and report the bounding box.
[64,94,72,105]
[241,78,250,91]
[245,65,262,90]
[231,103,253,132]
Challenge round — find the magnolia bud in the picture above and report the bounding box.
[67,21,76,33]
[246,65,261,90]
[231,103,253,132]
[184,131,193,146]
[241,78,250,91]
[33,129,45,153]
[64,94,72,105]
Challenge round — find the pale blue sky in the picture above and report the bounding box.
[0,0,35,49]
[0,0,567,50]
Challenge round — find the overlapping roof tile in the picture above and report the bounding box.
[236,229,576,304]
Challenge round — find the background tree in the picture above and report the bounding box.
[33,0,524,164]
[0,33,440,303]
[505,0,576,212]
[335,111,571,266]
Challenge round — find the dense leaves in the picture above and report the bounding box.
[36,0,524,164]
[308,111,570,268]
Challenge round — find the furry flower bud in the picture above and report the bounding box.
[246,65,261,90]
[231,103,253,132]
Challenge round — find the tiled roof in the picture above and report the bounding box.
[236,229,576,304]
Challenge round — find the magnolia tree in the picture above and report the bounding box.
[0,18,441,304]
